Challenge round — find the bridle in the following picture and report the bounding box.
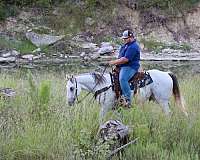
[71,65,108,104]
[74,77,79,102]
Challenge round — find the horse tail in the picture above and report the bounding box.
[168,72,188,116]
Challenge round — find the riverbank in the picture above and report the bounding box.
[1,44,200,65]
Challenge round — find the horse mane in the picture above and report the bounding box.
[91,72,106,85]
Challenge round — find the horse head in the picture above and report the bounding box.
[66,74,82,106]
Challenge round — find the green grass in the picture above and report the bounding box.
[140,38,192,53]
[0,70,199,159]
[0,37,37,54]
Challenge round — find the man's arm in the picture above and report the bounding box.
[109,57,129,65]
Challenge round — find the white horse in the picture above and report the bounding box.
[66,69,188,122]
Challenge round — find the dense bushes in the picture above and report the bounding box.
[0,0,54,20]
[0,2,6,20]
[137,0,200,14]
[1,0,200,9]
[0,0,199,15]
[1,0,52,6]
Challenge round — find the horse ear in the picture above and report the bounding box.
[66,74,71,81]
[66,74,74,82]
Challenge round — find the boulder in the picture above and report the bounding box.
[0,57,16,63]
[0,50,20,58]
[97,42,114,55]
[85,17,95,26]
[26,31,65,47]
[80,42,98,50]
[0,88,16,98]
[21,54,34,60]
[99,120,129,142]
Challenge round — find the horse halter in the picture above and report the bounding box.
[74,77,79,102]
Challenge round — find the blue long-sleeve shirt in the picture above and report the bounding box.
[118,40,140,70]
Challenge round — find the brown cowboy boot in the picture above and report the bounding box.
[118,96,131,108]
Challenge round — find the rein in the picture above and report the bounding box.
[75,65,108,104]
[94,84,112,99]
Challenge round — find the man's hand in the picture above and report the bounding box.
[109,60,115,65]
[111,50,115,55]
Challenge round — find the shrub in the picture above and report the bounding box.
[137,0,200,14]
[140,38,165,53]
[168,43,192,52]
[0,2,6,21]
[28,72,51,119]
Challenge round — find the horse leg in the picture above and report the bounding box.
[99,104,110,123]
[175,97,188,116]
[137,86,152,109]
[152,89,171,115]
[135,94,145,109]
[157,99,171,115]
[98,91,115,123]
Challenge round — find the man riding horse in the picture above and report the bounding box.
[109,30,141,107]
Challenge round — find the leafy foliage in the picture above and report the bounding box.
[138,0,200,13]
[0,2,6,21]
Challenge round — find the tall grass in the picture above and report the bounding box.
[0,37,36,54]
[0,70,199,159]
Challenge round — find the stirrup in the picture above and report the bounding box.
[118,96,131,108]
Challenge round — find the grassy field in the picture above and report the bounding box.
[0,69,200,160]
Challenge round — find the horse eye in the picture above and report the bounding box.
[70,87,74,92]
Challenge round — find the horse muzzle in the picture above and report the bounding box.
[68,98,76,106]
[68,101,74,106]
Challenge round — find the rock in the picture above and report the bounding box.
[101,42,112,47]
[33,55,42,60]
[80,52,86,57]
[0,57,16,63]
[52,8,62,16]
[162,48,176,54]
[0,88,16,97]
[18,11,32,20]
[26,31,65,47]
[98,120,129,158]
[72,32,94,42]
[98,42,114,55]
[0,50,20,58]
[11,50,20,56]
[99,120,129,142]
[85,17,95,26]
[1,52,12,58]
[80,42,98,50]
[98,46,113,55]
[32,48,41,53]
[21,54,34,61]
[90,53,100,59]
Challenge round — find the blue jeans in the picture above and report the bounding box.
[119,67,137,103]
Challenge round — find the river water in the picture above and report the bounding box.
[0,61,200,78]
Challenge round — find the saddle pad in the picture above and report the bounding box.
[130,72,153,90]
[110,68,153,99]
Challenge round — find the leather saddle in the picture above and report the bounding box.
[110,66,153,99]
